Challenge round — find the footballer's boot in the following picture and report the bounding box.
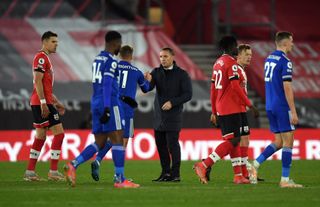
[193,162,208,184]
[279,179,303,188]
[48,171,65,181]
[248,162,258,184]
[114,179,140,188]
[233,175,250,184]
[23,171,44,181]
[91,160,100,181]
[64,162,76,187]
[202,159,212,181]
[114,174,140,188]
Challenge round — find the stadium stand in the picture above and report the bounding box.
[0,0,209,130]
[0,0,319,129]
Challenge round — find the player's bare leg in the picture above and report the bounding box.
[123,138,129,148]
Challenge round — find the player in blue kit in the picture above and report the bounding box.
[64,31,139,188]
[90,45,150,181]
[250,31,302,188]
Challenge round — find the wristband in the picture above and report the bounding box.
[40,99,46,104]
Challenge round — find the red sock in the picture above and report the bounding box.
[240,146,249,177]
[230,144,242,175]
[50,133,64,171]
[27,138,45,171]
[203,140,233,167]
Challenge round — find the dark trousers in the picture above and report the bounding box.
[154,130,181,177]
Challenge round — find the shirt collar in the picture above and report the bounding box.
[164,65,174,70]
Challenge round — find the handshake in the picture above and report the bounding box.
[99,107,111,124]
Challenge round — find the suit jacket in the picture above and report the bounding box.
[149,62,192,131]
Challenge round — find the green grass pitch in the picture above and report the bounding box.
[0,160,319,207]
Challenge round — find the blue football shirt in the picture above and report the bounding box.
[91,51,119,107]
[118,60,149,99]
[118,60,149,117]
[264,50,293,111]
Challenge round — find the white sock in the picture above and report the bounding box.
[253,160,260,169]
[281,177,289,182]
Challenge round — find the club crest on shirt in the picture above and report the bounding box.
[244,126,249,133]
[38,58,45,64]
[53,113,59,120]
[232,65,238,71]
[111,61,117,69]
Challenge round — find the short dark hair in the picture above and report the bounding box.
[105,31,122,43]
[41,31,57,41]
[218,35,237,54]
[238,44,251,53]
[120,45,133,58]
[161,47,175,55]
[275,31,293,43]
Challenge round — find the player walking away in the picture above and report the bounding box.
[64,31,139,188]
[193,36,259,184]
[24,31,65,182]
[90,45,150,181]
[250,32,303,188]
[203,44,262,183]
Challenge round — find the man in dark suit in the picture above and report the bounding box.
[145,47,192,182]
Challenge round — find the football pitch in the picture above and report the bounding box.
[0,160,319,207]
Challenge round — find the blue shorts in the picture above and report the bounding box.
[91,97,125,134]
[121,100,134,138]
[267,108,295,133]
[123,116,134,138]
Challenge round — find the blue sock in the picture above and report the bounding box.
[72,143,99,169]
[112,144,125,182]
[282,147,292,178]
[96,140,112,163]
[256,143,277,164]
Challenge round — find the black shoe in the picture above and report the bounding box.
[158,174,172,182]
[245,176,265,182]
[152,173,170,182]
[170,176,181,182]
[202,159,212,181]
